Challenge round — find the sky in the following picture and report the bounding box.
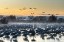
[0,0,64,16]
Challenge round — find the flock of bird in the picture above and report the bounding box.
[0,23,64,42]
[5,7,37,11]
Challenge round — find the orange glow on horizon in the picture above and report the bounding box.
[0,8,64,16]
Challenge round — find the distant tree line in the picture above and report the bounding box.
[0,15,16,24]
[28,14,64,23]
[7,15,16,21]
[0,14,64,24]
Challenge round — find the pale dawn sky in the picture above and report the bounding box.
[0,0,64,16]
